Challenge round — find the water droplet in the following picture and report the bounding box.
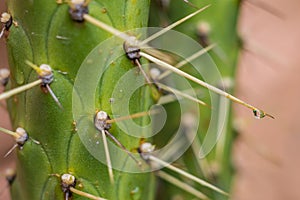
[253,109,265,119]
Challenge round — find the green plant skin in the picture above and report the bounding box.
[6,0,155,199]
[149,0,240,199]
[5,0,242,199]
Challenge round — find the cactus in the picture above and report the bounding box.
[0,0,273,199]
[4,1,155,199]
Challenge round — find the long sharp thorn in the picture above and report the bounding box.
[0,127,18,138]
[65,192,69,200]
[183,0,200,9]
[135,60,152,85]
[0,79,42,101]
[82,14,175,64]
[105,130,142,166]
[140,51,274,119]
[0,27,5,38]
[176,44,217,68]
[158,88,202,105]
[158,43,217,80]
[140,5,211,46]
[183,113,214,179]
[106,110,157,124]
[101,130,114,184]
[70,187,107,200]
[143,48,175,65]
[45,84,63,109]
[83,14,132,42]
[30,138,40,145]
[156,171,209,200]
[4,144,18,158]
[149,155,229,196]
[25,60,41,73]
[156,83,208,107]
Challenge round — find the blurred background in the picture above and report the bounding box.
[233,0,300,199]
[1,0,300,199]
[0,0,15,199]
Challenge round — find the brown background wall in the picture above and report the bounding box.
[234,0,300,199]
[0,0,15,199]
